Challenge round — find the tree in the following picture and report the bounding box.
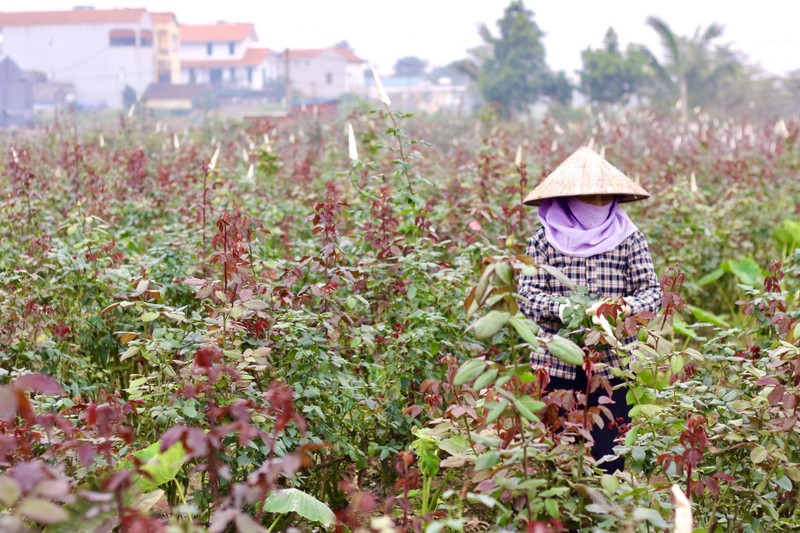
[474,0,550,118]
[333,40,353,51]
[579,28,649,106]
[542,71,573,105]
[638,16,740,120]
[393,56,428,77]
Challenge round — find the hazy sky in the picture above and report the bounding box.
[12,1,800,77]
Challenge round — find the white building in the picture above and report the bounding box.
[287,47,367,100]
[0,8,155,109]
[179,23,281,91]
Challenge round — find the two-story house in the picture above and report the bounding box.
[179,22,280,91]
[151,12,180,84]
[0,8,155,109]
[287,47,367,100]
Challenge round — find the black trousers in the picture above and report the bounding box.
[545,368,630,474]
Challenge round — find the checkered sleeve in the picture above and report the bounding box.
[625,231,662,316]
[518,227,561,322]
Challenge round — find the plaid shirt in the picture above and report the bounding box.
[518,225,662,380]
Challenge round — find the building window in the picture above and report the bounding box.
[206,43,213,56]
[109,29,136,46]
[230,68,236,82]
[229,42,235,55]
[140,29,153,47]
[325,72,333,84]
[189,68,196,84]
[247,67,253,83]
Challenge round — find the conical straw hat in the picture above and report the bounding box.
[523,147,650,205]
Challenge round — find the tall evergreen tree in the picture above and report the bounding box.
[476,1,550,118]
[579,28,649,106]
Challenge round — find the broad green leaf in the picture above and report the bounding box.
[509,315,539,346]
[688,305,730,328]
[631,507,669,528]
[773,219,800,250]
[473,368,499,391]
[545,498,558,518]
[125,440,188,491]
[485,399,509,424]
[726,257,761,287]
[751,445,769,464]
[454,359,486,386]
[469,311,510,339]
[474,451,500,471]
[601,474,619,494]
[262,488,335,526]
[140,311,160,322]
[19,498,69,524]
[0,475,21,506]
[494,261,513,285]
[696,268,725,286]
[537,264,576,290]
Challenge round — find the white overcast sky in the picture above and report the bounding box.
[11,0,800,77]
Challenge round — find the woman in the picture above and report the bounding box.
[517,146,662,473]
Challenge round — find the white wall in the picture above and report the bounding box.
[180,34,254,61]
[1,17,154,108]
[289,49,346,100]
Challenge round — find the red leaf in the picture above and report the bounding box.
[14,374,63,395]
[756,377,781,387]
[78,443,96,467]
[468,220,482,232]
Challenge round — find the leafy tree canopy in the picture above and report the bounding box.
[393,56,428,77]
[475,0,551,118]
[579,28,649,105]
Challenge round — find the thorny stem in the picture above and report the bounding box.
[385,108,415,196]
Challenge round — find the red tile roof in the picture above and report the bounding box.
[150,12,177,25]
[288,47,365,63]
[333,48,366,63]
[181,47,272,68]
[180,23,257,43]
[0,8,148,26]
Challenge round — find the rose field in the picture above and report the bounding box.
[2,105,800,532]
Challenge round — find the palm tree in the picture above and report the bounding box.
[639,16,739,120]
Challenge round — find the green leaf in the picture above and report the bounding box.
[473,368,499,391]
[127,440,188,491]
[512,397,539,422]
[601,474,620,494]
[454,359,487,386]
[697,267,725,286]
[494,261,513,285]
[469,310,510,339]
[688,305,730,328]
[140,311,160,322]
[773,219,800,250]
[509,315,539,347]
[262,488,336,526]
[631,507,669,528]
[547,335,584,366]
[726,257,762,287]
[629,404,662,418]
[485,399,509,424]
[545,498,559,518]
[751,445,769,464]
[538,264,576,290]
[474,451,500,471]
[775,476,792,491]
[0,475,21,506]
[19,498,69,524]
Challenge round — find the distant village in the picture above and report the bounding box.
[0,7,471,126]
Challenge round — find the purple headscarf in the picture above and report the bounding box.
[537,197,637,258]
